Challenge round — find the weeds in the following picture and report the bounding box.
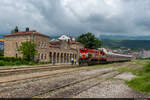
[126,60,150,94]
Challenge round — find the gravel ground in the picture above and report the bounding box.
[0,67,81,83]
[0,61,148,98]
[74,80,150,98]
[114,72,136,81]
[39,71,119,98]
[0,67,115,98]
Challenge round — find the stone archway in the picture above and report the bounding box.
[67,53,69,63]
[53,52,56,62]
[75,54,77,60]
[64,53,66,63]
[49,52,52,63]
[57,53,59,63]
[70,54,72,61]
[61,53,63,63]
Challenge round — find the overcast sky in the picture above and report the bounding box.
[1,0,150,36]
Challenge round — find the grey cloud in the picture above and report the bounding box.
[0,0,150,36]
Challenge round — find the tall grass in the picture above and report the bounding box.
[126,61,150,94]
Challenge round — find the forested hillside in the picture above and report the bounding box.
[102,39,150,50]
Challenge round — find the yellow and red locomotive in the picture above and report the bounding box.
[79,48,101,65]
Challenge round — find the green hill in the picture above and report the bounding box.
[102,39,150,50]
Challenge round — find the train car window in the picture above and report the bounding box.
[88,53,92,58]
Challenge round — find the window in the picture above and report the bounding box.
[41,54,43,60]
[42,42,44,48]
[38,53,40,59]
[16,42,18,48]
[43,42,46,48]
[45,54,47,59]
[45,43,47,48]
[38,42,40,48]
[16,53,18,58]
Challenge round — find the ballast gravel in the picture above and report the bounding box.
[74,80,150,98]
[114,72,136,81]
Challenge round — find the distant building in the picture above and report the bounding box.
[58,35,75,42]
[0,39,4,50]
[130,52,141,59]
[140,49,150,59]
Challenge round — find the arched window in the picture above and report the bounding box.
[44,43,46,48]
[45,43,47,48]
[38,53,40,59]
[41,54,43,59]
[45,54,47,59]
[42,42,45,48]
[41,42,43,48]
[49,52,52,62]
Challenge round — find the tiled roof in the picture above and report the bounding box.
[5,31,49,38]
[70,48,78,50]
[49,40,61,43]
[49,45,60,48]
[69,41,80,44]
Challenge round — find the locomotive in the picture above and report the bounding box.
[79,48,132,66]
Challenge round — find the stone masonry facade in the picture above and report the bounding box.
[4,30,84,63]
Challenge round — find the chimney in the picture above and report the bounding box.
[14,26,19,33]
[26,27,29,32]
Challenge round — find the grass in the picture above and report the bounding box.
[125,60,150,94]
[126,74,150,93]
[131,59,150,65]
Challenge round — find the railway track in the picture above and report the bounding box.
[36,71,120,98]
[0,62,133,98]
[0,64,80,76]
[0,62,127,84]
[0,63,74,70]
[0,61,129,77]
[0,66,121,98]
[0,67,90,89]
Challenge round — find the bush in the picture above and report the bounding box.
[28,61,35,65]
[39,62,50,64]
[20,59,28,65]
[0,56,51,66]
[0,60,5,66]
[14,61,22,65]
[143,62,150,72]
[35,59,40,64]
[0,56,22,62]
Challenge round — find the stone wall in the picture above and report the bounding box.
[33,35,50,62]
[4,35,31,58]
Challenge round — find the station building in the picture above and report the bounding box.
[4,29,84,63]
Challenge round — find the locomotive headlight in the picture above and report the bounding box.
[80,54,82,57]
[85,53,88,57]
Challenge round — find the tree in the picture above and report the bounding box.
[18,41,37,61]
[76,32,101,49]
